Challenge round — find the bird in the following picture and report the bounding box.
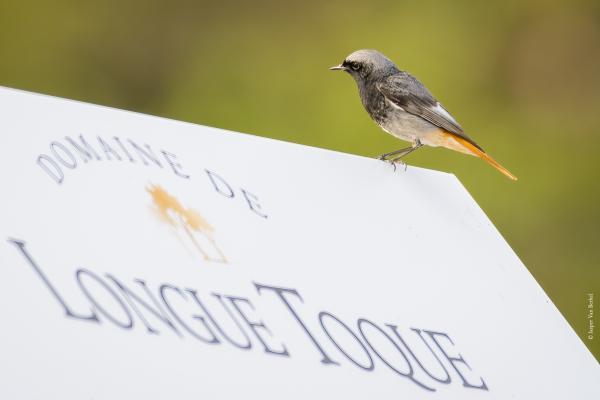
[330,49,517,180]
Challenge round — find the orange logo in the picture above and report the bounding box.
[147,184,227,264]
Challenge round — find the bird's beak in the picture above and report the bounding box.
[329,64,347,71]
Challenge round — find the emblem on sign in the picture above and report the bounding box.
[147,184,227,264]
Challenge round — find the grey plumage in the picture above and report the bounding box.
[376,75,482,151]
[330,49,481,152]
[330,49,517,179]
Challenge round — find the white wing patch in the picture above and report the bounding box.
[386,98,404,111]
[433,102,459,125]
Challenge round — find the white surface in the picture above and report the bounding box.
[0,86,598,399]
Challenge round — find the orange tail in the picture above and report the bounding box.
[450,135,518,181]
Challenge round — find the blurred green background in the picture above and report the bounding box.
[1,0,598,360]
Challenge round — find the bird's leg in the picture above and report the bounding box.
[378,145,414,161]
[387,140,423,165]
[379,139,423,161]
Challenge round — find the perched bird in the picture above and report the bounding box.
[330,49,517,180]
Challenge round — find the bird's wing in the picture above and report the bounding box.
[376,73,483,151]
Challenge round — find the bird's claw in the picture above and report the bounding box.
[385,159,406,172]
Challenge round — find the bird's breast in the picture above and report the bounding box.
[357,81,438,144]
[377,105,437,143]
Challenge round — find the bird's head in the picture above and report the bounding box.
[330,49,399,82]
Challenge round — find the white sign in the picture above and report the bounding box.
[0,87,598,399]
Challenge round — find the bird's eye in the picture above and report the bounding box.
[350,62,360,71]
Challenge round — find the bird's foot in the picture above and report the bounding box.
[384,158,406,172]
